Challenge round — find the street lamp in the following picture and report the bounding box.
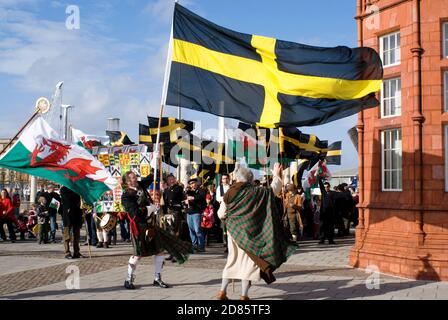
[61,104,74,142]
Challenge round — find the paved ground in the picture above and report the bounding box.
[1,235,448,300]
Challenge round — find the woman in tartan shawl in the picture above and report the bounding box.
[217,163,296,300]
[121,171,193,290]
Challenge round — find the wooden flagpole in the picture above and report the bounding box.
[153,104,165,200]
[153,2,175,198]
[0,110,40,157]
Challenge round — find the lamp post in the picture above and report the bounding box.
[61,104,74,142]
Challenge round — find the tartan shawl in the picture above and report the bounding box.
[224,182,296,270]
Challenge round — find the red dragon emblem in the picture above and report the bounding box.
[30,138,107,183]
[80,136,101,150]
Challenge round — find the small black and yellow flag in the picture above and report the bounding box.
[106,131,134,146]
[270,127,342,165]
[278,127,328,161]
[176,134,235,166]
[326,141,342,165]
[139,116,194,145]
[166,4,383,128]
[191,162,235,183]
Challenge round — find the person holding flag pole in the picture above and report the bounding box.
[120,8,192,290]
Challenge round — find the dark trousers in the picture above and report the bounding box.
[0,219,16,241]
[319,216,334,242]
[221,219,227,245]
[119,218,130,241]
[84,213,98,245]
[38,223,48,243]
[107,225,117,245]
[63,225,80,256]
[49,213,57,241]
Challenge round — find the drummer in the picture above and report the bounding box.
[93,209,113,248]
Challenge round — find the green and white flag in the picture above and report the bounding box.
[49,198,60,210]
[0,117,117,204]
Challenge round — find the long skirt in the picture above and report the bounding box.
[131,222,193,264]
[222,232,261,282]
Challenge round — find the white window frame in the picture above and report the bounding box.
[381,77,402,118]
[381,129,402,192]
[445,125,448,192]
[379,31,401,68]
[444,71,448,112]
[443,22,448,59]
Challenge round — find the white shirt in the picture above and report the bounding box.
[216,184,230,204]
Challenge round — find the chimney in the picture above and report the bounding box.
[107,118,120,131]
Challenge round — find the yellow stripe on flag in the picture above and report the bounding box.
[327,150,342,156]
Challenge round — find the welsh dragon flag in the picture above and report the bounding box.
[71,127,110,151]
[303,160,331,199]
[0,117,117,204]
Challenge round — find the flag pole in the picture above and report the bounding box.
[0,110,40,157]
[153,4,174,197]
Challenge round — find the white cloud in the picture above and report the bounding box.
[143,0,196,24]
[143,0,176,24]
[0,3,168,140]
[0,0,40,7]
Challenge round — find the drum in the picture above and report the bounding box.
[100,213,117,232]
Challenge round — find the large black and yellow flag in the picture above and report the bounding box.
[139,116,194,145]
[166,4,383,128]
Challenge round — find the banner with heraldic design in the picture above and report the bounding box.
[92,145,153,213]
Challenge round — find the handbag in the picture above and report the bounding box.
[201,214,213,229]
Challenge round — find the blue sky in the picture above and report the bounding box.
[0,0,359,170]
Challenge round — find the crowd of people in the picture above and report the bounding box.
[280,181,359,245]
[0,173,359,250]
[0,166,360,298]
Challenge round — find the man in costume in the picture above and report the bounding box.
[217,163,295,300]
[121,171,192,290]
[93,210,110,248]
[282,183,304,243]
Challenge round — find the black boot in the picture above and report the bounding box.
[153,274,170,288]
[124,275,135,290]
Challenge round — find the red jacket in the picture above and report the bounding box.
[0,198,14,218]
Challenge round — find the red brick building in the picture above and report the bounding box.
[350,0,448,280]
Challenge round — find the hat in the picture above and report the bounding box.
[188,178,198,184]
